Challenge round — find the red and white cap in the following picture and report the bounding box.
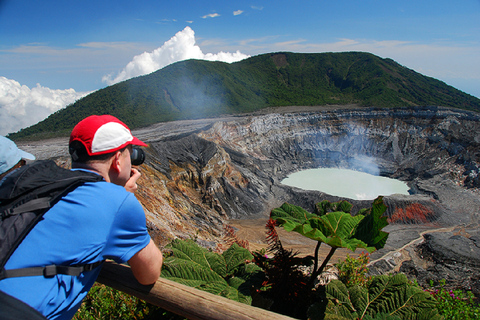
[69,115,147,156]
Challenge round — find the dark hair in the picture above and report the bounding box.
[69,141,121,164]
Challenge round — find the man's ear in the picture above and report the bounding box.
[111,150,123,173]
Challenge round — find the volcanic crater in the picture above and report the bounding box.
[20,105,480,293]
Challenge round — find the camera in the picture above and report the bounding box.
[130,147,146,166]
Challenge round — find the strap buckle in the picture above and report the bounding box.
[43,265,57,277]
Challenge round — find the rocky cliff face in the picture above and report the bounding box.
[21,106,480,291]
[137,106,480,293]
[132,107,480,242]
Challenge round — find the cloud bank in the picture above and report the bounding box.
[2,27,250,135]
[102,26,250,85]
[0,77,89,135]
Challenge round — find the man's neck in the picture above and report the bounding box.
[72,162,110,182]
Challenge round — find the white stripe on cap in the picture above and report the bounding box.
[91,122,134,153]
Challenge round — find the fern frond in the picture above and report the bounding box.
[167,238,227,277]
[162,239,264,305]
[326,280,357,313]
[319,274,442,320]
[162,258,225,283]
[222,243,254,276]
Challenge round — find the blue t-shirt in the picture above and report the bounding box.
[0,171,151,320]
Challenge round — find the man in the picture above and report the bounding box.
[0,135,36,180]
[0,115,163,320]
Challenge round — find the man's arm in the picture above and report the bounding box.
[128,239,163,285]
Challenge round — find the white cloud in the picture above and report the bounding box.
[0,77,90,135]
[102,26,250,86]
[1,27,250,135]
[202,13,220,19]
[233,10,243,16]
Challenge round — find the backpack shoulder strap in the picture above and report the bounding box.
[0,160,104,280]
[0,160,103,206]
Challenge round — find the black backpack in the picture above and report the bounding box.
[0,160,104,280]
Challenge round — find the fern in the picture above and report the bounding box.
[167,239,227,277]
[222,241,254,275]
[308,273,443,320]
[161,239,263,304]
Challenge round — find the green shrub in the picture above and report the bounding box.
[428,280,480,320]
[335,252,371,288]
[73,283,183,320]
[250,198,390,318]
[270,197,389,283]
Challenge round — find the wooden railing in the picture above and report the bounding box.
[97,261,297,320]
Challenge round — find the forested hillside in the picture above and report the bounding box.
[10,51,480,140]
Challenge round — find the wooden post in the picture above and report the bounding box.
[97,260,297,320]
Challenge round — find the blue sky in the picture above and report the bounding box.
[1,0,479,135]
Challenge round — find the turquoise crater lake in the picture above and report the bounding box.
[281,168,410,200]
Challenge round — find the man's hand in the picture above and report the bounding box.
[124,168,141,193]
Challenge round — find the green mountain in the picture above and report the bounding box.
[10,51,480,140]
